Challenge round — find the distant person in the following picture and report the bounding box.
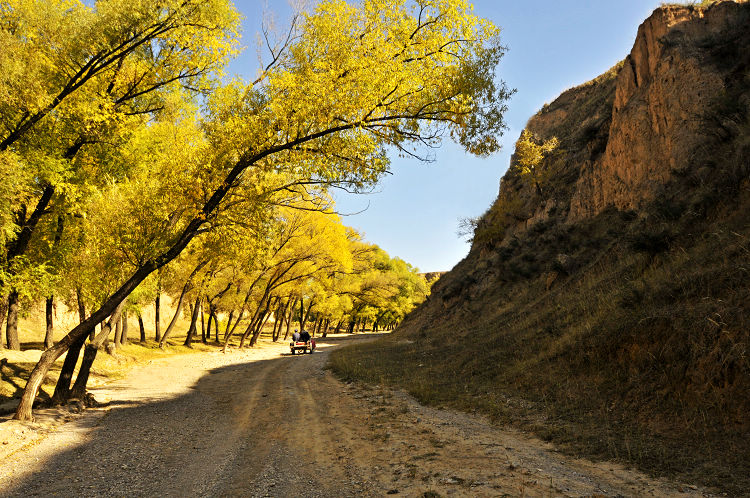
[292,329,300,342]
[300,329,310,343]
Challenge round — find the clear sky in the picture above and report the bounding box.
[226,0,666,272]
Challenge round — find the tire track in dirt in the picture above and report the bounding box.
[0,335,713,497]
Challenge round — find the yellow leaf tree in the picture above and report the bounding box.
[513,129,559,196]
[14,0,512,420]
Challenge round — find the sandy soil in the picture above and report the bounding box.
[0,334,713,497]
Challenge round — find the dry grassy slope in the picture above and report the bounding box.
[331,1,750,495]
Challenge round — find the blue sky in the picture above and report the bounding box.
[226,0,666,272]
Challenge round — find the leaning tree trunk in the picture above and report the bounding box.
[5,290,20,350]
[137,311,146,342]
[44,296,54,349]
[51,330,89,404]
[184,297,201,347]
[248,295,277,347]
[273,299,290,342]
[15,141,261,420]
[159,281,190,349]
[43,217,63,350]
[238,313,259,349]
[222,309,246,353]
[221,284,259,352]
[70,302,125,400]
[239,296,268,349]
[223,311,234,341]
[271,314,281,342]
[249,308,273,348]
[51,296,95,404]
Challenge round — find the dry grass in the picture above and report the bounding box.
[330,191,750,495]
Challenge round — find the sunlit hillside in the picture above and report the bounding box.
[331,1,750,494]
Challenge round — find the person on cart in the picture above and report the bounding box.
[299,329,310,343]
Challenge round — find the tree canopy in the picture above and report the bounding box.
[1,0,512,420]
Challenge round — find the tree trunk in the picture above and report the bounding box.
[279,299,293,341]
[159,260,207,348]
[120,311,128,346]
[137,312,146,342]
[222,309,246,353]
[334,320,342,334]
[271,313,281,342]
[249,308,273,347]
[184,297,201,347]
[204,306,212,343]
[76,288,86,322]
[212,312,219,342]
[322,319,330,338]
[51,331,89,404]
[69,345,98,400]
[239,294,269,349]
[44,296,54,349]
[283,298,297,341]
[223,311,234,341]
[69,302,125,400]
[222,284,258,352]
[0,296,6,350]
[5,290,20,350]
[113,313,122,349]
[154,288,162,342]
[160,282,190,348]
[200,303,206,344]
[43,217,63,350]
[299,298,314,332]
[271,301,286,342]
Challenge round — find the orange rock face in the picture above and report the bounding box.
[568,2,744,220]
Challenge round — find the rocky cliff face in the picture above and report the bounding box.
[481,0,749,241]
[570,1,748,220]
[409,0,750,335]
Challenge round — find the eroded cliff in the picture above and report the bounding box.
[477,0,749,241]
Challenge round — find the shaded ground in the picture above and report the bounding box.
[0,335,711,497]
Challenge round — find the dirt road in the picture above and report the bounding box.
[0,335,709,497]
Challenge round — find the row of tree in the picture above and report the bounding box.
[3,192,430,352]
[0,0,511,420]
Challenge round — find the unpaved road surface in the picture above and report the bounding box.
[0,335,711,497]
